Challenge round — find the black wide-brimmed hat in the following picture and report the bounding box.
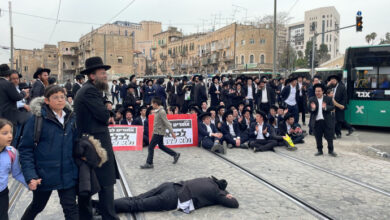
[75,74,85,81]
[255,110,267,121]
[217,105,225,112]
[212,76,220,82]
[327,74,340,82]
[199,112,211,121]
[242,108,252,116]
[18,82,31,89]
[284,112,295,121]
[211,176,228,191]
[313,83,326,91]
[223,110,233,121]
[189,104,200,114]
[146,79,153,84]
[80,56,111,75]
[130,74,136,82]
[0,64,11,77]
[33,67,51,79]
[207,106,216,113]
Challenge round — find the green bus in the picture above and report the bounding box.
[291,68,343,82]
[344,44,390,127]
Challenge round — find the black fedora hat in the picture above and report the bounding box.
[255,110,267,121]
[284,112,295,121]
[0,64,11,77]
[75,74,85,81]
[199,112,211,121]
[9,69,22,78]
[313,83,326,91]
[223,110,233,121]
[33,67,51,79]
[18,82,31,89]
[80,56,111,75]
[327,74,340,82]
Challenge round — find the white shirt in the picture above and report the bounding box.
[177,199,195,214]
[15,86,26,109]
[261,87,268,103]
[227,122,236,137]
[286,122,292,134]
[141,116,146,126]
[215,83,219,91]
[211,118,215,125]
[285,86,297,106]
[245,118,251,128]
[298,82,303,96]
[316,96,324,121]
[247,86,253,100]
[333,83,339,100]
[204,123,213,136]
[53,110,66,125]
[254,122,269,139]
[174,86,177,95]
[126,119,133,125]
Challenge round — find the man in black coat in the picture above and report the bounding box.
[327,75,355,138]
[308,83,337,157]
[74,57,119,220]
[297,75,308,125]
[220,110,247,149]
[30,67,50,99]
[208,76,221,107]
[281,76,300,123]
[248,110,277,152]
[72,74,85,98]
[133,106,149,146]
[106,176,238,213]
[255,80,275,114]
[194,76,208,107]
[0,64,28,126]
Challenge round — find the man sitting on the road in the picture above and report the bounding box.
[94,176,239,214]
[198,112,225,154]
[278,113,305,144]
[248,110,277,152]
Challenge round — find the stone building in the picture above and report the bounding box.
[150,23,275,76]
[58,41,79,81]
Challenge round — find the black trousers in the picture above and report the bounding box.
[114,182,178,213]
[111,94,119,105]
[335,119,353,136]
[297,98,306,123]
[0,188,9,220]
[314,120,334,153]
[78,185,118,220]
[249,139,277,151]
[147,134,177,165]
[258,103,270,114]
[21,187,78,220]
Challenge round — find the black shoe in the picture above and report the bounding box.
[314,152,323,156]
[173,153,180,164]
[239,143,249,149]
[336,134,341,139]
[329,152,338,157]
[303,122,306,126]
[346,128,355,136]
[333,136,337,140]
[140,163,154,169]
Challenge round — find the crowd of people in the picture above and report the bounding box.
[0,54,356,219]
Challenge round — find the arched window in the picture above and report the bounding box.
[241,55,244,64]
[250,55,254,64]
[260,55,265,64]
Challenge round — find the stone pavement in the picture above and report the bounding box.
[115,147,316,220]
[222,146,390,219]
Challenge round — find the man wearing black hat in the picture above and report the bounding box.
[0,64,29,126]
[134,105,149,146]
[244,78,255,109]
[198,112,225,154]
[102,176,238,214]
[255,79,275,114]
[209,76,221,107]
[72,74,85,97]
[110,80,120,105]
[281,76,299,123]
[123,84,141,112]
[327,75,355,138]
[297,75,308,125]
[308,83,337,157]
[31,67,50,99]
[278,113,305,144]
[248,110,277,152]
[221,110,244,149]
[74,56,119,219]
[194,75,207,107]
[155,78,167,108]
[129,74,139,98]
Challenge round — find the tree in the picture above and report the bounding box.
[379,32,390,44]
[297,51,304,59]
[318,44,331,64]
[365,32,377,45]
[279,45,297,70]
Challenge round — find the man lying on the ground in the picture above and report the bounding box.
[93,176,239,214]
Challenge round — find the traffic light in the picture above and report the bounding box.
[356,16,363,32]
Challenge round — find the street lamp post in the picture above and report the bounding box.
[273,0,277,78]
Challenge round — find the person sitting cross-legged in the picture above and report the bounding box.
[198,112,226,154]
[248,110,278,152]
[220,110,248,149]
[278,113,305,144]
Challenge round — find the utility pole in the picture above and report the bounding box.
[103,34,107,63]
[311,34,316,77]
[273,0,277,78]
[9,1,14,68]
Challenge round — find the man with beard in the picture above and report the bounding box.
[30,67,50,99]
[74,57,119,219]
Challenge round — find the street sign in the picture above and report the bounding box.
[357,11,362,16]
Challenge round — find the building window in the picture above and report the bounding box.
[241,55,244,64]
[48,55,51,58]
[118,56,123,64]
[71,61,74,66]
[241,40,245,45]
[260,55,265,64]
[260,39,266,44]
[24,66,28,72]
[66,48,68,51]
[250,39,255,44]
[330,35,332,42]
[63,62,66,69]
[250,55,254,64]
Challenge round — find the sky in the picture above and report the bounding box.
[1,0,389,64]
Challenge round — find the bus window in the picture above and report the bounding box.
[353,67,377,89]
[379,66,390,89]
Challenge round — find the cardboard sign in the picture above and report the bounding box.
[109,125,143,151]
[148,113,198,148]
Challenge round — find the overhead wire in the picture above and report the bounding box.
[47,0,62,43]
[107,0,136,23]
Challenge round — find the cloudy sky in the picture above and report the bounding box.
[0,0,389,64]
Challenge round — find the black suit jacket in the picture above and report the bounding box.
[74,80,118,186]
[176,177,239,209]
[281,85,299,106]
[333,83,347,121]
[72,83,81,97]
[0,78,26,125]
[220,121,241,144]
[255,85,275,107]
[208,84,221,107]
[31,80,45,99]
[248,122,272,141]
[308,96,335,129]
[198,123,218,141]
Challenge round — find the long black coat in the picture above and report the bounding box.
[176,177,239,209]
[72,83,82,97]
[74,80,119,187]
[30,79,45,99]
[307,95,335,130]
[208,84,221,107]
[333,83,347,121]
[0,78,26,125]
[255,85,275,108]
